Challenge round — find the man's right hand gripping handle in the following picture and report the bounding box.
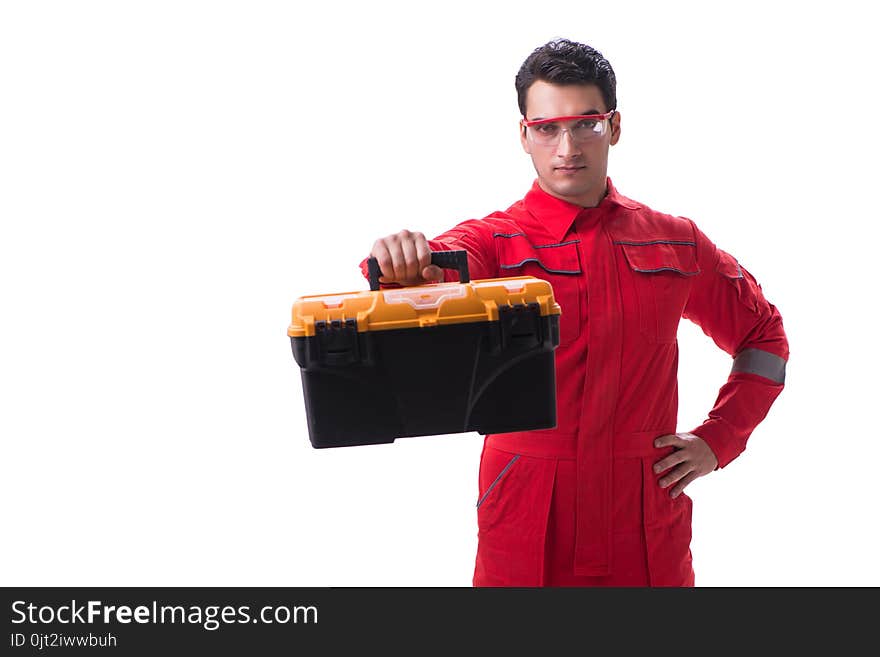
[368,230,445,287]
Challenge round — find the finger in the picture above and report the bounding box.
[653,449,689,475]
[400,231,422,281]
[670,472,699,499]
[658,462,693,489]
[654,433,684,449]
[372,240,394,283]
[387,238,407,282]
[414,233,432,272]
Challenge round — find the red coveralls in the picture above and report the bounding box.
[363,177,788,586]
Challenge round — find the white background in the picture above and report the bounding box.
[2,0,877,586]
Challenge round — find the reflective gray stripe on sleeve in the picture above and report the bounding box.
[731,348,786,383]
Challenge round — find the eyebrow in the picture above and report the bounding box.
[528,109,603,121]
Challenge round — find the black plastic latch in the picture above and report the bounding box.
[499,302,542,349]
[314,318,360,366]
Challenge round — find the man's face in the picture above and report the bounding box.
[520,80,620,207]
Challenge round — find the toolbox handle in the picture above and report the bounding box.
[367,250,470,291]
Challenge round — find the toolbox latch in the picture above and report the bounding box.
[315,318,360,366]
[499,302,542,349]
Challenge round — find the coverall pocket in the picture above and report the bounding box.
[618,242,699,344]
[473,447,556,586]
[476,452,520,511]
[495,234,582,343]
[716,249,760,314]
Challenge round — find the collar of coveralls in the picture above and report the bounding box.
[521,176,642,243]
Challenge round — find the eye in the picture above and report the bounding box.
[573,119,599,131]
[534,123,560,135]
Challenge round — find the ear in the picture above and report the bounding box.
[609,111,621,146]
[519,120,532,154]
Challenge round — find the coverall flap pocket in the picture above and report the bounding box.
[716,249,759,314]
[496,235,581,342]
[618,242,700,276]
[496,235,581,275]
[618,241,699,344]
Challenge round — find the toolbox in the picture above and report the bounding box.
[288,250,561,448]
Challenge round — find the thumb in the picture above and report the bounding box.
[422,264,444,282]
[653,433,682,449]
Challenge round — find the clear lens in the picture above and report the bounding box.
[528,118,607,146]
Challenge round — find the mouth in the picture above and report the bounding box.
[554,165,586,173]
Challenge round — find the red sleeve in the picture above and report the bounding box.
[681,219,789,469]
[358,219,498,286]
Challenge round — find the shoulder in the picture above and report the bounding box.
[607,195,699,244]
[443,204,529,239]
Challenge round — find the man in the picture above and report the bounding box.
[361,39,788,586]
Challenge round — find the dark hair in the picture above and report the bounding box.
[515,38,617,117]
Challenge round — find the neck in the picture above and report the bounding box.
[538,179,609,208]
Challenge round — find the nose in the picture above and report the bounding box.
[555,128,581,157]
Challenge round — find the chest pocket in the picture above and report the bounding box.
[617,240,699,344]
[495,233,582,344]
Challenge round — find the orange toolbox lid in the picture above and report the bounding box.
[289,275,561,338]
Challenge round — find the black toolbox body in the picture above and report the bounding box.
[289,253,561,448]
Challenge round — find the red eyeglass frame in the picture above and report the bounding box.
[520,111,616,128]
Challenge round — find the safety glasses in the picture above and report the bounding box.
[521,111,616,146]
